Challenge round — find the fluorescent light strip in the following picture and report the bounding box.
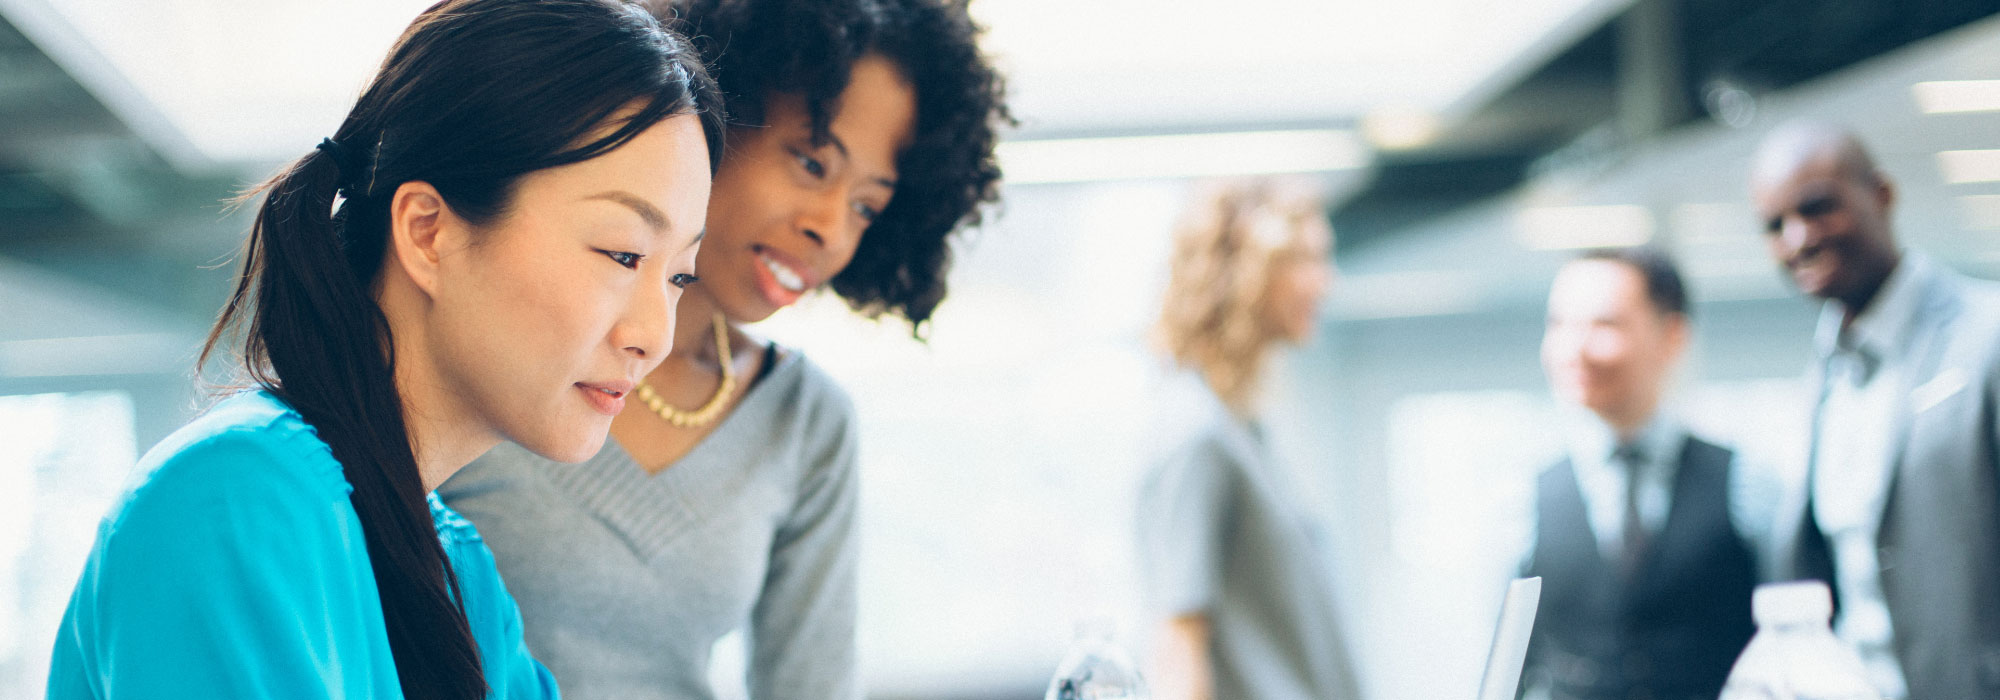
[1913,80,2000,114]
[1513,204,1655,250]
[1362,107,1443,151]
[997,130,1369,185]
[1938,149,2000,184]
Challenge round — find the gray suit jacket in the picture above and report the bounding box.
[1773,261,2000,700]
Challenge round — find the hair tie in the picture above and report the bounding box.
[315,137,364,196]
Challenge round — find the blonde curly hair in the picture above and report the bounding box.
[1156,178,1331,416]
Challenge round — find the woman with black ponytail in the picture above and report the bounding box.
[45,1,722,698]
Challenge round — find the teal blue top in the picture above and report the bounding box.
[45,390,558,700]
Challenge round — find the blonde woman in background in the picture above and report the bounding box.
[1139,179,1363,700]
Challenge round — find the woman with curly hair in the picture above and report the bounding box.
[1137,179,1363,700]
[438,0,1008,697]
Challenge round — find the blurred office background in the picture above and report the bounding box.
[6,0,2000,697]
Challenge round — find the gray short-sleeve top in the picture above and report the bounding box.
[1136,377,1363,700]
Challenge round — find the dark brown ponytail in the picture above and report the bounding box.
[199,2,722,698]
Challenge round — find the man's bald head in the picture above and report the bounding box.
[1748,121,1901,312]
[1751,121,1885,192]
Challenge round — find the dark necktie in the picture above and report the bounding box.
[1614,443,1648,577]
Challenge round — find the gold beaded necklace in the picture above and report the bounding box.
[634,313,735,428]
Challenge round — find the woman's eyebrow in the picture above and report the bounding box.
[823,134,897,189]
[584,190,671,233]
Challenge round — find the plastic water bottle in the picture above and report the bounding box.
[1045,618,1150,700]
[1718,581,1881,700]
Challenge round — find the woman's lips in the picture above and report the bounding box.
[749,245,812,308]
[575,381,631,416]
[760,252,806,292]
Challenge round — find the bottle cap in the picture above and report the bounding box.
[1752,580,1833,626]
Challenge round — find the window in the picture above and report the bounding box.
[0,391,135,699]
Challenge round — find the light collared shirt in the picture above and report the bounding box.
[1810,251,1933,700]
[1556,410,1778,562]
[1566,411,1686,561]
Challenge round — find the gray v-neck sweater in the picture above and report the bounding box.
[439,349,861,700]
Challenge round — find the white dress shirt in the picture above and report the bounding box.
[1810,252,1932,700]
[1522,409,1780,569]
[1568,412,1683,561]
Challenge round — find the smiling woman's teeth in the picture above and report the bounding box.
[760,253,806,292]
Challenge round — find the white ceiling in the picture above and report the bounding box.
[976,0,1625,136]
[19,0,1628,166]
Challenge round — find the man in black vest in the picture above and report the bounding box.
[1521,247,1762,700]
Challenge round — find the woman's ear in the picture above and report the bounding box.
[387,180,457,298]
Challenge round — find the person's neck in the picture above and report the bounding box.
[377,277,499,492]
[1596,403,1658,444]
[1840,250,1904,324]
[394,350,498,493]
[671,287,730,370]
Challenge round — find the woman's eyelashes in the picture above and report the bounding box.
[792,145,887,223]
[600,251,698,292]
[600,249,645,269]
[603,249,695,291]
[793,149,827,179]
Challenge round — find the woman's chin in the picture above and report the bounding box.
[513,421,611,464]
[716,289,785,325]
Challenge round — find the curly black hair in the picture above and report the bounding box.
[657,0,1011,337]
